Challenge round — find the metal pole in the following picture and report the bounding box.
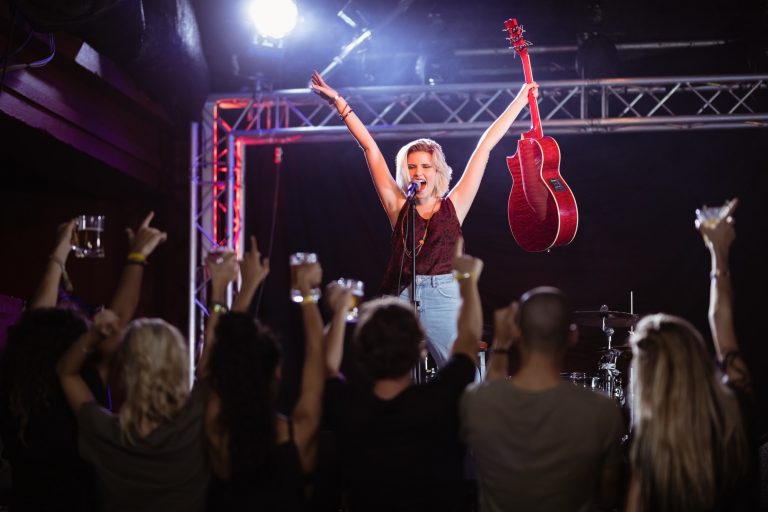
[188,121,199,388]
[226,134,236,307]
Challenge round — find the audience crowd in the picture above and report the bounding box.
[0,203,762,511]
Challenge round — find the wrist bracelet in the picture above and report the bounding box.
[211,302,229,314]
[300,294,318,305]
[453,270,475,281]
[338,103,352,120]
[340,108,354,121]
[127,252,147,265]
[710,269,730,279]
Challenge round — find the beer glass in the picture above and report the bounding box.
[72,215,105,258]
[695,198,736,229]
[336,278,365,322]
[289,252,321,303]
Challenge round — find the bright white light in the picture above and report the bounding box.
[247,0,299,40]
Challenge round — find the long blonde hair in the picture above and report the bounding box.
[629,314,749,511]
[117,318,190,443]
[394,138,453,197]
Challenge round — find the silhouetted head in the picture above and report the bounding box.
[0,308,87,438]
[518,286,574,353]
[208,312,282,485]
[354,297,424,380]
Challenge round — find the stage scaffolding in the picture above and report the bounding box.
[188,73,768,350]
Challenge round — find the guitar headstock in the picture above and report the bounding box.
[504,18,532,57]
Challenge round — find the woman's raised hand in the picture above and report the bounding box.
[310,70,339,104]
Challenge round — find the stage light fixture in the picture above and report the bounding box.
[246,0,298,41]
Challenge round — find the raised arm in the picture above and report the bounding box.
[57,309,120,413]
[486,302,521,381]
[98,212,167,363]
[449,82,538,224]
[232,236,270,313]
[311,71,404,225]
[696,199,750,392]
[197,251,239,379]
[29,219,76,309]
[450,239,483,365]
[323,281,353,377]
[289,261,325,472]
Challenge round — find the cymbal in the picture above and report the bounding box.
[572,310,639,328]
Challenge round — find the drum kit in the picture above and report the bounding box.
[563,304,639,405]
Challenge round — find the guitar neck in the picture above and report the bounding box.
[520,50,543,139]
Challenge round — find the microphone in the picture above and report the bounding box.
[406,179,425,199]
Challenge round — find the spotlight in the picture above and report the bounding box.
[246,0,298,41]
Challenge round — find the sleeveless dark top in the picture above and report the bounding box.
[381,197,462,295]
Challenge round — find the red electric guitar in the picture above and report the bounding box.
[505,18,578,252]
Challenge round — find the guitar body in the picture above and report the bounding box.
[507,136,578,252]
[504,17,579,252]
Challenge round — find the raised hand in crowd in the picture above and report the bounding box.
[287,258,326,471]
[450,238,483,365]
[487,301,521,381]
[110,211,168,324]
[29,218,77,308]
[199,250,239,378]
[98,212,168,370]
[232,235,270,312]
[695,198,749,391]
[125,210,168,258]
[57,308,120,413]
[323,280,354,377]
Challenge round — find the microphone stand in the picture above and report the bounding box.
[405,181,421,384]
[404,180,420,310]
[409,194,417,309]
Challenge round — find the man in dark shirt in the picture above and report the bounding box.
[323,241,482,512]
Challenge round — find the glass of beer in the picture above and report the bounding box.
[695,198,737,229]
[289,252,321,303]
[336,278,365,322]
[72,215,105,258]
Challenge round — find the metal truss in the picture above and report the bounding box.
[209,74,768,144]
[189,74,768,346]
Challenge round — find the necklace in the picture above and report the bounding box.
[401,198,440,258]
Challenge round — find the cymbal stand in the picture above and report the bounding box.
[598,305,625,405]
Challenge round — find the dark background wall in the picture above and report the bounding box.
[243,128,768,431]
[0,119,190,332]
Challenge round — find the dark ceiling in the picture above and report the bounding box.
[194,0,768,92]
[8,0,765,118]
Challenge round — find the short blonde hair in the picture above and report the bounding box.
[117,318,190,443]
[394,138,453,197]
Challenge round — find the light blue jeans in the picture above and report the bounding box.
[398,274,460,370]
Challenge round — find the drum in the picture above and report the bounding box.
[561,371,625,405]
[561,372,599,389]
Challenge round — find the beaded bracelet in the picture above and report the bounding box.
[338,103,352,120]
[340,108,354,121]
